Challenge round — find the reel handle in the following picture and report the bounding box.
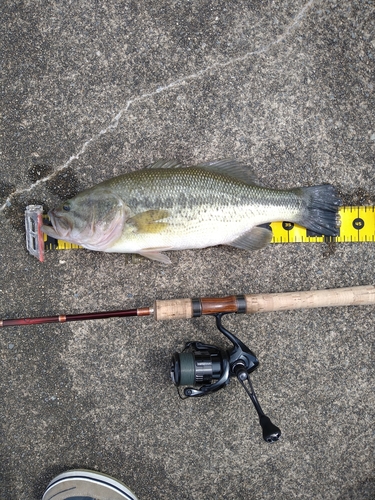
[234,365,281,443]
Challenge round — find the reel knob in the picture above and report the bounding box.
[259,415,281,443]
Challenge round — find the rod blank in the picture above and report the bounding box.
[0,308,151,328]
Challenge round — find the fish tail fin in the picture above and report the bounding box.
[294,185,341,236]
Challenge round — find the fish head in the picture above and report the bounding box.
[42,187,128,250]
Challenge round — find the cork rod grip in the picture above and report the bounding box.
[154,298,193,320]
[154,286,375,320]
[244,285,375,313]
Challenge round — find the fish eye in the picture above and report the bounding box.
[63,204,71,212]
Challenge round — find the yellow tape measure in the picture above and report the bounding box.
[42,206,375,251]
[270,206,375,243]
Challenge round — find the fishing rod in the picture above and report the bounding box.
[1,285,374,326]
[2,285,374,443]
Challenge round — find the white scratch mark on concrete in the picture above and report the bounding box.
[0,0,315,212]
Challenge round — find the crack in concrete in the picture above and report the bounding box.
[0,0,315,213]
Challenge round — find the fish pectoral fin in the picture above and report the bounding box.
[229,225,273,251]
[137,249,172,264]
[127,210,170,234]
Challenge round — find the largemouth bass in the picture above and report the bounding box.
[42,159,341,264]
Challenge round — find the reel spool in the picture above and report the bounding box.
[170,313,281,443]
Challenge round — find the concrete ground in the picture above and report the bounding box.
[1,0,374,499]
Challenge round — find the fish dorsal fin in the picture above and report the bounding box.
[146,159,184,169]
[196,159,260,185]
[229,225,273,251]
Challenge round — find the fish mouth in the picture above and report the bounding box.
[42,210,72,239]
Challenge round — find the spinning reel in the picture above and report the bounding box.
[170,313,281,443]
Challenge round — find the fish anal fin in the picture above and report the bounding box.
[128,210,170,234]
[229,226,273,251]
[138,249,172,264]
